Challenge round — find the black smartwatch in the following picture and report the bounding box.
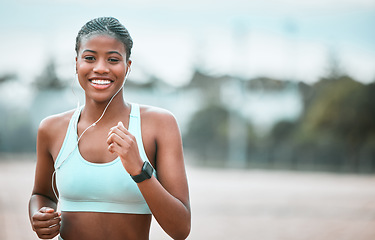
[131,161,154,183]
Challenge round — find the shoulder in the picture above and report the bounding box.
[38,109,76,141]
[139,104,180,137]
[139,104,176,122]
[139,104,179,128]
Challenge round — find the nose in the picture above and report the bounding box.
[93,59,109,74]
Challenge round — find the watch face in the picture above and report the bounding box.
[143,161,154,178]
[132,161,154,183]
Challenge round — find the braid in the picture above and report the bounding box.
[75,17,133,60]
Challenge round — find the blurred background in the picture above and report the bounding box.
[0,0,375,239]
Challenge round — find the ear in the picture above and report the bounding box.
[126,60,132,74]
[75,56,78,73]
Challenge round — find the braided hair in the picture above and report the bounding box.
[75,17,133,60]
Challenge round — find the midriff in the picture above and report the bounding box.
[60,212,152,240]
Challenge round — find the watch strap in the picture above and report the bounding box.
[131,161,154,183]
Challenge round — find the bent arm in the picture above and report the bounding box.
[29,118,61,238]
[137,112,191,240]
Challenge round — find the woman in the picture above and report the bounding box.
[29,17,191,240]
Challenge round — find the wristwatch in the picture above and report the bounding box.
[131,161,154,183]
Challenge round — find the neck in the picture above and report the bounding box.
[82,92,129,124]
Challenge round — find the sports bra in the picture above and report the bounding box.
[54,103,155,214]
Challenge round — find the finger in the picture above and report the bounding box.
[107,132,125,147]
[33,216,61,229]
[117,121,129,132]
[39,234,59,240]
[108,127,128,139]
[112,125,136,143]
[108,141,126,154]
[38,225,60,239]
[108,140,114,153]
[108,142,116,153]
[35,221,60,236]
[39,233,59,240]
[108,122,126,134]
[39,207,60,219]
[39,207,55,213]
[118,121,124,128]
[33,211,59,222]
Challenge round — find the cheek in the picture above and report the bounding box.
[76,62,91,78]
[76,74,86,90]
[114,65,127,79]
[76,65,90,88]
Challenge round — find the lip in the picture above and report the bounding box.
[89,76,113,81]
[88,77,114,90]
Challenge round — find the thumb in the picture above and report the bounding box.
[118,121,125,127]
[40,207,55,213]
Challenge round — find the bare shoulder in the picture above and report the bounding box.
[139,104,178,127]
[140,104,175,119]
[38,109,76,141]
[139,104,181,142]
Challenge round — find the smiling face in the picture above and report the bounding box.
[76,34,131,103]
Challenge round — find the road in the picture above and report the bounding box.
[1,155,374,240]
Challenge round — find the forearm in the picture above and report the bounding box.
[138,176,191,240]
[28,194,58,223]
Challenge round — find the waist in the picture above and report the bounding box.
[60,211,151,240]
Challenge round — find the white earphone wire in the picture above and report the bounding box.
[52,66,130,201]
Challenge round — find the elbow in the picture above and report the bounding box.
[169,218,191,240]
[170,227,191,240]
[180,222,191,240]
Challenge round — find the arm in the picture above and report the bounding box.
[108,110,191,239]
[138,111,191,239]
[29,117,61,239]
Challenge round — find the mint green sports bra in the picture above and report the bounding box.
[54,103,155,214]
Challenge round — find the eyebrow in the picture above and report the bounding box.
[82,49,123,57]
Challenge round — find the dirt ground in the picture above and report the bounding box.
[1,155,375,240]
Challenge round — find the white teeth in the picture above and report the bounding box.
[91,79,111,85]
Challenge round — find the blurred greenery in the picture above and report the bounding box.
[292,76,375,172]
[184,104,229,163]
[183,71,375,173]
[0,60,374,173]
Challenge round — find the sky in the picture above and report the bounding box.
[0,0,375,86]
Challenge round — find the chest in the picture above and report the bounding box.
[80,124,156,164]
[52,117,156,167]
[78,126,116,163]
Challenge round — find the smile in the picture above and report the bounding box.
[90,79,112,85]
[89,79,114,90]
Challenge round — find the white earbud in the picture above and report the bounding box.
[124,65,131,83]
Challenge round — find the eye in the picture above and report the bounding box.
[84,56,95,61]
[108,58,119,63]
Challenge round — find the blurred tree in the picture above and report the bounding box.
[295,76,375,171]
[184,104,257,166]
[184,104,229,164]
[0,72,18,153]
[184,70,231,104]
[0,73,17,83]
[300,76,362,136]
[33,60,65,89]
[246,77,290,91]
[265,120,298,169]
[0,109,35,152]
[270,120,296,142]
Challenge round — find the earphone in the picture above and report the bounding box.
[51,65,131,201]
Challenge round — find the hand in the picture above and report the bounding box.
[107,121,144,175]
[31,207,61,239]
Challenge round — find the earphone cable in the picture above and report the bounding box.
[51,67,130,201]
